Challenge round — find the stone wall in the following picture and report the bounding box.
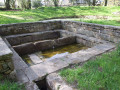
[0,37,14,74]
[0,20,120,75]
[62,21,120,43]
[0,20,62,36]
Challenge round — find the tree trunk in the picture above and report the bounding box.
[93,0,96,6]
[53,0,59,7]
[105,0,107,6]
[27,0,31,9]
[5,0,11,9]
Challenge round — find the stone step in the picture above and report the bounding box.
[28,54,43,64]
[6,31,60,46]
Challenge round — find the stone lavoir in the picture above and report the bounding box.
[0,20,118,90]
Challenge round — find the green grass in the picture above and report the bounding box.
[76,19,120,26]
[60,48,120,90]
[1,6,120,25]
[0,75,24,90]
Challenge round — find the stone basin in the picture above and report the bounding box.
[0,20,116,90]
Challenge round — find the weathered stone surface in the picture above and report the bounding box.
[12,49,28,70]
[24,42,115,82]
[54,36,76,48]
[0,37,12,57]
[24,59,69,81]
[0,20,62,36]
[35,40,54,51]
[0,20,118,85]
[29,54,43,64]
[35,36,76,51]
[13,43,37,56]
[0,37,14,74]
[6,31,60,46]
[25,82,39,90]
[16,69,29,83]
[62,20,120,43]
[47,73,73,90]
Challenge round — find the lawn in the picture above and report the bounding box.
[60,46,120,90]
[0,6,120,26]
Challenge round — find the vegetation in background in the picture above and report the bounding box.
[60,46,120,90]
[77,19,120,26]
[1,6,120,25]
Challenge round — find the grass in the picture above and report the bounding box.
[60,47,120,90]
[0,6,120,25]
[77,19,120,26]
[0,75,24,90]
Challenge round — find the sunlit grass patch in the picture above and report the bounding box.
[60,49,120,89]
[0,6,120,25]
[76,19,120,26]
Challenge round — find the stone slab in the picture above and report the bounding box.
[29,54,43,64]
[24,43,115,82]
[6,31,60,46]
[12,50,28,70]
[25,82,39,90]
[16,69,29,83]
[13,43,37,56]
[54,36,76,48]
[47,73,73,90]
[35,36,76,51]
[24,59,69,81]
[0,37,12,57]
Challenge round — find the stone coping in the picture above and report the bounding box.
[0,37,12,56]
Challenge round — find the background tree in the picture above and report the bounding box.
[20,0,31,9]
[93,0,96,6]
[105,0,108,6]
[85,0,92,6]
[10,0,16,9]
[52,0,59,7]
[32,0,42,8]
[27,0,31,9]
[4,0,11,9]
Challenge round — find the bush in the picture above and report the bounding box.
[32,0,42,9]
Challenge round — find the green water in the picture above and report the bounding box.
[37,43,88,58]
[22,56,34,66]
[22,43,88,65]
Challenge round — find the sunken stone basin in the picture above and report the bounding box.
[6,30,89,65]
[0,20,116,90]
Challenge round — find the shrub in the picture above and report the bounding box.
[32,0,42,9]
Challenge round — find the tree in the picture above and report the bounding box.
[93,0,96,6]
[20,0,31,9]
[4,0,11,9]
[52,0,59,7]
[10,0,16,9]
[105,0,108,6]
[84,0,92,6]
[27,0,31,9]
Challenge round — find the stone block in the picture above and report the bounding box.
[13,43,36,56]
[54,36,76,48]
[47,73,73,90]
